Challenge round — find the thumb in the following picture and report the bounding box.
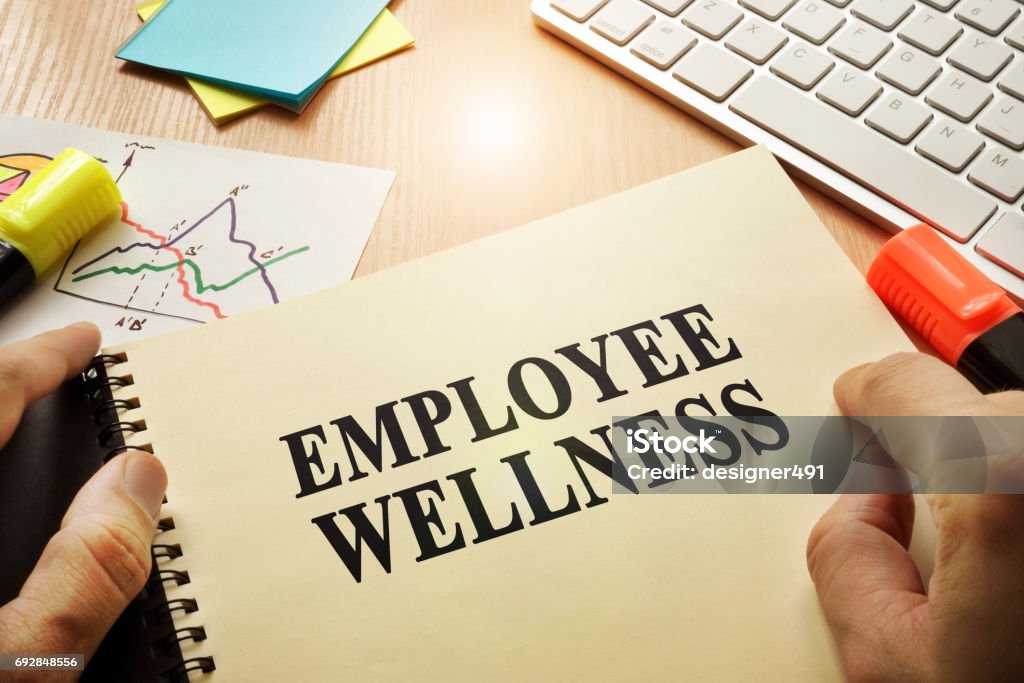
[835,352,1018,490]
[834,352,986,417]
[806,494,929,681]
[0,452,167,663]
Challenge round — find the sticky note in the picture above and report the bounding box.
[136,2,415,125]
[117,0,389,108]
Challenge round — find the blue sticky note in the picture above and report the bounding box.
[116,0,388,108]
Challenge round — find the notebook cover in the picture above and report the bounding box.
[0,366,182,681]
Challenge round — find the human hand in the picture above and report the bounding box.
[807,352,1024,682]
[0,323,167,682]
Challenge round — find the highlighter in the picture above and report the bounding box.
[0,148,122,306]
[868,224,1024,393]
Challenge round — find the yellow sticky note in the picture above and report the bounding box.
[136,2,415,124]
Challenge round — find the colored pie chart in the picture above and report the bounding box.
[0,154,52,202]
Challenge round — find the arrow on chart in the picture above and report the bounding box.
[115,150,135,185]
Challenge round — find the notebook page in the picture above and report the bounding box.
[110,147,911,681]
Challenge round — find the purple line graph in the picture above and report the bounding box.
[54,191,310,324]
[70,197,280,304]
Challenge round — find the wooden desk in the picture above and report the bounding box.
[0,0,890,277]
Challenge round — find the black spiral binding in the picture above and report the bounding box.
[84,355,216,682]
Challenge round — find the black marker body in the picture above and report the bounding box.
[957,312,1024,393]
[0,238,35,308]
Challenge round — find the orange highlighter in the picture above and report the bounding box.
[868,224,1024,393]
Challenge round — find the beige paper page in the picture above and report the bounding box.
[110,147,911,681]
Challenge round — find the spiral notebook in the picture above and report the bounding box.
[83,148,910,681]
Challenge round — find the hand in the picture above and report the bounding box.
[807,352,1024,682]
[0,323,167,682]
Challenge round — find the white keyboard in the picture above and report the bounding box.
[532,0,1024,298]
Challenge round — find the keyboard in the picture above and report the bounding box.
[532,0,1024,298]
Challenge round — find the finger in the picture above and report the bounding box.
[924,494,1024,676]
[807,494,929,681]
[835,352,985,417]
[0,322,101,444]
[986,390,1024,412]
[0,452,166,661]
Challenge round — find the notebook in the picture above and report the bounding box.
[84,147,910,680]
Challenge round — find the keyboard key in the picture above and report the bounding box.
[916,118,986,172]
[866,93,934,142]
[638,0,693,15]
[738,0,796,21]
[672,44,754,101]
[1000,60,1024,100]
[783,1,846,45]
[969,146,1024,201]
[682,0,744,39]
[877,47,942,95]
[947,35,1014,82]
[955,0,1020,36]
[828,22,893,69]
[726,18,789,64]
[552,0,610,21]
[631,20,698,68]
[926,72,993,122]
[817,66,883,115]
[824,0,853,8]
[850,0,913,31]
[729,77,997,241]
[919,0,959,11]
[1007,17,1024,50]
[591,0,655,45]
[977,213,1024,278]
[770,42,836,88]
[898,11,963,56]
[977,97,1024,150]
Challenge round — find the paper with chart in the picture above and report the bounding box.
[0,116,394,345]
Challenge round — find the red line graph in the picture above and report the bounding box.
[118,202,227,320]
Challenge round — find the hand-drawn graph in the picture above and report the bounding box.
[49,147,311,327]
[0,153,51,200]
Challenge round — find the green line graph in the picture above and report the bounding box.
[71,246,310,294]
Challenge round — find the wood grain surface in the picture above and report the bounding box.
[0,0,891,278]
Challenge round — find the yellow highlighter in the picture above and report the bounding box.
[0,149,121,306]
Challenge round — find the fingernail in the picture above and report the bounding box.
[123,454,168,519]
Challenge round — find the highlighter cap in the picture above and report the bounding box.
[0,148,122,276]
[867,224,1021,364]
